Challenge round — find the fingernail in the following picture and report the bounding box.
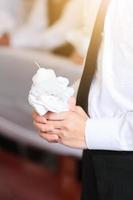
[53,135,59,140]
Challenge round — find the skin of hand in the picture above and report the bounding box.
[32,97,89,149]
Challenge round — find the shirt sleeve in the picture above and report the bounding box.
[85,112,133,151]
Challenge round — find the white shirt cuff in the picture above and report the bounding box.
[85,118,122,150]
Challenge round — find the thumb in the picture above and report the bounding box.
[68,96,76,111]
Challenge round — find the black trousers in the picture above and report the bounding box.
[81,150,133,200]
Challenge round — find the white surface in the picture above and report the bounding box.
[29,68,74,116]
[0,47,82,157]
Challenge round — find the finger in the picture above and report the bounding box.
[46,112,68,121]
[47,120,65,129]
[34,122,54,132]
[39,132,59,143]
[75,105,88,116]
[68,96,76,111]
[75,106,88,118]
[47,128,62,136]
[32,111,47,123]
[45,129,67,144]
[32,110,38,119]
[75,106,84,114]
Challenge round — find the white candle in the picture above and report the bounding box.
[32,68,56,84]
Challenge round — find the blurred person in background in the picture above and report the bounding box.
[0,0,23,35]
[0,0,34,45]
[11,0,48,48]
[10,0,90,62]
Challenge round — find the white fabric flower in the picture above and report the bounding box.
[28,68,74,116]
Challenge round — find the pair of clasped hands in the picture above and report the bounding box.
[32,97,88,149]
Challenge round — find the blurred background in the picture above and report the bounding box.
[0,0,90,199]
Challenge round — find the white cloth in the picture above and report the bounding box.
[84,0,133,151]
[28,68,74,116]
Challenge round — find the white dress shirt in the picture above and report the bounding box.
[84,0,133,151]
